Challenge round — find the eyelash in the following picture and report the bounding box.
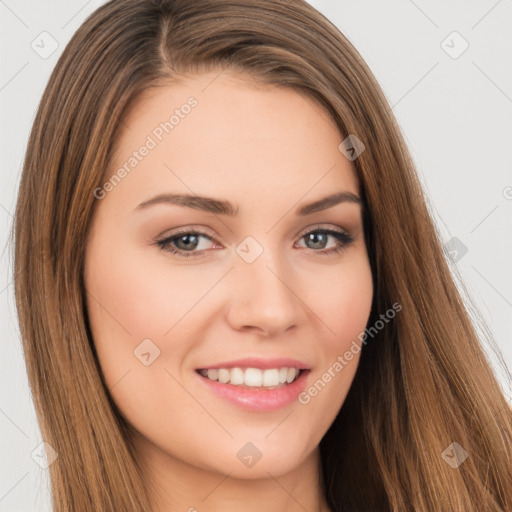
[154,225,355,258]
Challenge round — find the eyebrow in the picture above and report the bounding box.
[134,191,362,216]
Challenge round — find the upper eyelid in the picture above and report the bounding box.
[159,223,350,241]
[296,224,348,237]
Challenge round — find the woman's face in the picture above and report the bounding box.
[84,70,373,481]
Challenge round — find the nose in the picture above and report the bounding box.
[225,250,303,337]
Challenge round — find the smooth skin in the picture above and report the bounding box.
[84,70,374,512]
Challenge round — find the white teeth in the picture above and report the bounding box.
[199,367,302,388]
[262,369,279,387]
[218,368,230,384]
[230,367,244,385]
[245,368,262,387]
[286,367,296,383]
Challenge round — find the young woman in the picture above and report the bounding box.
[13,0,512,511]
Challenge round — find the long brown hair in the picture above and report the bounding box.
[13,1,512,510]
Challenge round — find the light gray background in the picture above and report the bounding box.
[1,1,511,510]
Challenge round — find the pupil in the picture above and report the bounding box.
[176,234,199,250]
[307,233,327,249]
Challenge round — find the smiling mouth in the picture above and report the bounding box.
[196,367,306,390]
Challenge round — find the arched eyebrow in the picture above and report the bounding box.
[134,191,362,216]
[296,191,362,215]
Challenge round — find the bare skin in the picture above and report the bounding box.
[84,70,373,512]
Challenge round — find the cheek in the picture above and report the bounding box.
[84,236,212,351]
[83,237,212,437]
[296,253,372,421]
[83,236,186,397]
[308,251,373,353]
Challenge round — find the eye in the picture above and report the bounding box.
[295,226,355,255]
[155,228,217,258]
[155,225,355,258]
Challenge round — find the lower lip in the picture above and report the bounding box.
[196,370,310,411]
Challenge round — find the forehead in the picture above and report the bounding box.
[105,70,359,210]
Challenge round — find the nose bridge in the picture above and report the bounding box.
[226,236,302,334]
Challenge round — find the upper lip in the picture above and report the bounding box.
[196,357,311,370]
